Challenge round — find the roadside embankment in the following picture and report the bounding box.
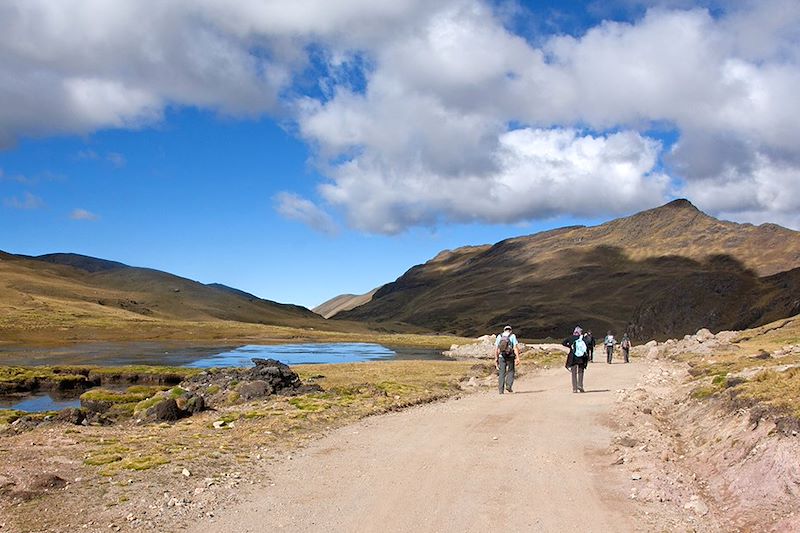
[610,321,800,532]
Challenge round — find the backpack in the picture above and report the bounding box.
[498,334,515,358]
[621,338,631,349]
[573,336,587,358]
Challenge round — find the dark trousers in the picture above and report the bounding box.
[498,356,515,393]
[587,346,594,362]
[606,345,614,363]
[570,364,584,392]
[622,347,630,363]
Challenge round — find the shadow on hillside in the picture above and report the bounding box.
[338,243,800,343]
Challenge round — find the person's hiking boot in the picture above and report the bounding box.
[578,387,585,393]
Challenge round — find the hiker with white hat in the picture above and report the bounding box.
[494,325,520,394]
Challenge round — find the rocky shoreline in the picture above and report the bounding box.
[1,359,317,432]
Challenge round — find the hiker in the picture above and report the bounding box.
[494,325,520,394]
[583,330,596,362]
[604,331,616,364]
[620,333,632,363]
[563,326,588,393]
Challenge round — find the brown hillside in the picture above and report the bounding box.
[337,200,800,340]
[313,288,378,319]
[0,252,330,334]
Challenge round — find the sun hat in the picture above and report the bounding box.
[573,326,583,335]
[504,325,512,331]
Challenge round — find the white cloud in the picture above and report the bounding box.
[320,128,669,233]
[3,192,45,210]
[1,0,799,231]
[274,192,338,235]
[70,208,99,221]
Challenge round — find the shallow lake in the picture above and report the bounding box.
[0,341,445,367]
[0,342,447,412]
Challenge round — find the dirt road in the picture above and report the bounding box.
[192,361,642,532]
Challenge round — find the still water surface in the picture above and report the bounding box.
[0,341,444,367]
[0,342,446,412]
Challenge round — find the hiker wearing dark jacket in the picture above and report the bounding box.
[584,331,596,362]
[563,326,588,393]
[621,333,632,363]
[495,325,520,394]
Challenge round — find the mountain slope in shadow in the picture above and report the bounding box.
[336,200,800,339]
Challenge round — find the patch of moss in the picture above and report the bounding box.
[133,395,163,413]
[288,396,332,413]
[376,381,417,396]
[206,385,220,395]
[217,413,240,424]
[224,391,241,405]
[80,386,166,405]
[0,409,24,424]
[711,373,728,386]
[691,383,724,400]
[121,455,169,471]
[84,453,124,466]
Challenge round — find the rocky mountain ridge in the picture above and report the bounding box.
[336,200,800,339]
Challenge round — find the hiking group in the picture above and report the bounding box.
[564,327,632,393]
[494,324,633,395]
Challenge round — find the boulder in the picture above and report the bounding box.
[176,392,205,414]
[180,358,306,407]
[238,380,271,400]
[145,399,186,422]
[695,328,714,342]
[54,408,86,425]
[80,398,112,414]
[247,359,302,390]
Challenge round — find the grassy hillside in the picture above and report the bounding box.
[0,252,449,345]
[336,200,800,340]
[313,288,378,319]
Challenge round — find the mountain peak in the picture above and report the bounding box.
[663,198,699,210]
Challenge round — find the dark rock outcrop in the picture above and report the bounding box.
[145,399,185,422]
[182,358,315,407]
[54,408,86,425]
[176,391,205,414]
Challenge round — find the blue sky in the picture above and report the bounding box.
[1,0,799,308]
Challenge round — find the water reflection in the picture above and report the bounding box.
[0,342,444,367]
[186,343,443,368]
[0,393,81,412]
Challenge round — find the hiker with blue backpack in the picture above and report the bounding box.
[563,326,589,393]
[495,325,520,394]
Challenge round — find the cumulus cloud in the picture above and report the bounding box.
[297,0,800,231]
[274,192,338,235]
[320,128,669,233]
[3,192,45,210]
[1,0,799,231]
[70,208,99,221]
